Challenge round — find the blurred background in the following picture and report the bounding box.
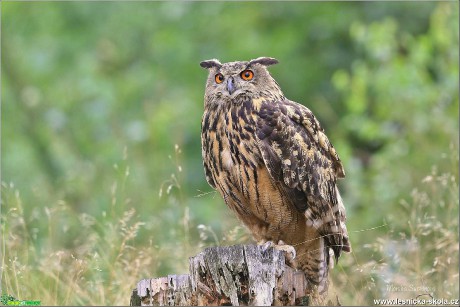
[1,1,458,305]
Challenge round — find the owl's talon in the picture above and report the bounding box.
[260,240,275,253]
[275,240,297,262]
[258,240,296,266]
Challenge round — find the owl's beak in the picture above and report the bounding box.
[226,77,235,95]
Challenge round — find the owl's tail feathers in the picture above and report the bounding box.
[330,220,351,263]
[304,187,351,262]
[326,201,352,263]
[324,225,350,264]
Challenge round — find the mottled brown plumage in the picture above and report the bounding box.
[200,57,351,294]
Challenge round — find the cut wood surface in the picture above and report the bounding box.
[130,244,310,306]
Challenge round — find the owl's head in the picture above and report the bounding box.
[200,57,284,105]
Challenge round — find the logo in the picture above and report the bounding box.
[1,294,41,306]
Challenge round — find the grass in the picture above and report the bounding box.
[1,183,154,305]
[1,144,458,306]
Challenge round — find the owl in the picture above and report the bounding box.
[199,57,351,294]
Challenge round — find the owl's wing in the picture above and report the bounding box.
[255,99,350,259]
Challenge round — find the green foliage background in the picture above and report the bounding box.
[1,1,458,305]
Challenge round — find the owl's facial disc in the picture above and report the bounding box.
[208,61,264,99]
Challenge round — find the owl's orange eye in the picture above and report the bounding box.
[240,70,254,81]
[215,73,224,84]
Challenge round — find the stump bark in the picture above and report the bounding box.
[130,244,310,306]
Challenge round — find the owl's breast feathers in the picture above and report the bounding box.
[201,98,264,216]
[201,96,350,259]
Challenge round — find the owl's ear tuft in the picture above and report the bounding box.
[200,59,222,69]
[249,57,279,67]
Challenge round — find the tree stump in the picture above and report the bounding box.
[130,244,310,306]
